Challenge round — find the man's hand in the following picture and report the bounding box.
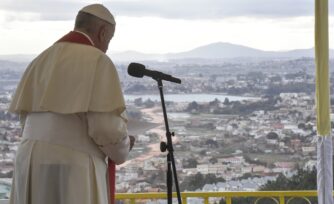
[129,135,135,151]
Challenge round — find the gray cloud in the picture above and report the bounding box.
[0,0,329,21]
[107,0,316,19]
[0,0,82,21]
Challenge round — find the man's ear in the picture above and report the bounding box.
[99,26,108,41]
[96,26,104,42]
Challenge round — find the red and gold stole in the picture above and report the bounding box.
[56,31,116,204]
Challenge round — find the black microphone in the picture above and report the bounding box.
[128,62,181,84]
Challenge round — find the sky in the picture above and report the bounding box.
[0,0,333,55]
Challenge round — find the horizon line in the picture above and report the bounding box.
[0,41,326,56]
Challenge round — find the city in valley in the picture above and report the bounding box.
[0,56,330,199]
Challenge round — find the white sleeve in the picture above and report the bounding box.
[87,111,130,165]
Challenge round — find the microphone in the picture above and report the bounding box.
[128,62,181,84]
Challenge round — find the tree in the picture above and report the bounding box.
[298,123,306,130]
[148,169,165,186]
[223,97,230,105]
[209,98,220,106]
[187,101,199,112]
[260,168,317,191]
[209,157,218,164]
[182,158,198,168]
[266,132,279,140]
[143,99,155,108]
[180,173,205,191]
[137,167,144,176]
[180,173,225,191]
[206,139,219,148]
[219,167,317,204]
[134,98,143,106]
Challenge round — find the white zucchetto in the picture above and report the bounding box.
[80,4,116,25]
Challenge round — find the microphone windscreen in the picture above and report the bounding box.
[128,63,146,78]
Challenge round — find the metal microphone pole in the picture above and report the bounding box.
[155,78,182,204]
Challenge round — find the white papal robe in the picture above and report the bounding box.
[9,31,129,204]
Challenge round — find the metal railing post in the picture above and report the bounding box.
[226,196,232,204]
[204,196,209,204]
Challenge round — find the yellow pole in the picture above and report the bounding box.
[315,0,330,136]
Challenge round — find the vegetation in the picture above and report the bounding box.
[182,158,198,168]
[180,173,225,191]
[219,167,317,204]
[213,97,279,115]
[266,82,314,96]
[184,96,281,115]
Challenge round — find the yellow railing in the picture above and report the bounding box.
[116,191,324,204]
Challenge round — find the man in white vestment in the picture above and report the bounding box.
[9,4,135,204]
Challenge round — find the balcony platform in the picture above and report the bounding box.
[115,191,321,204]
[0,190,325,204]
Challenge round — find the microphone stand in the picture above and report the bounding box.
[154,78,182,204]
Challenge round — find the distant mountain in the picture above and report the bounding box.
[167,42,264,59]
[166,42,333,59]
[111,42,333,62]
[0,54,36,62]
[280,48,331,58]
[1,42,333,63]
[0,60,28,70]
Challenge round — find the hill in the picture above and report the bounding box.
[112,42,333,62]
[1,42,333,63]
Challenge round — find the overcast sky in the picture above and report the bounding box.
[0,0,333,55]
